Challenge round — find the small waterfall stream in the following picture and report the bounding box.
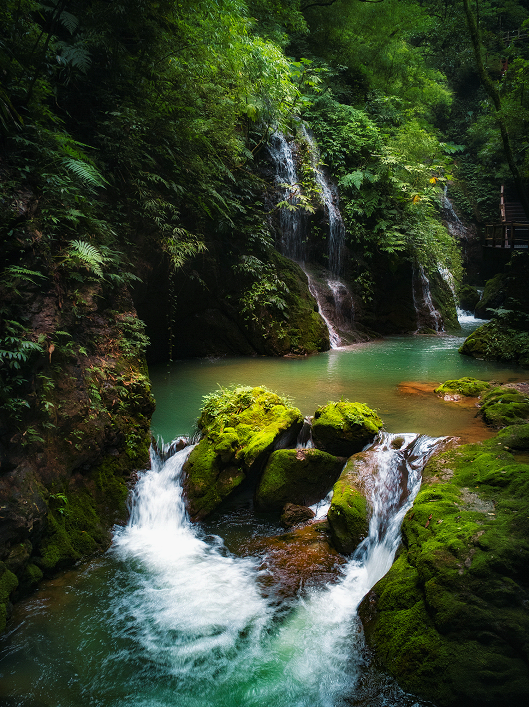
[300,126,346,276]
[412,265,444,332]
[268,131,353,347]
[106,432,445,706]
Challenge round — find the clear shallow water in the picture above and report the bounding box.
[1,319,525,707]
[150,318,524,442]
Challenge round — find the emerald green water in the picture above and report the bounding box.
[0,319,525,707]
[150,321,523,443]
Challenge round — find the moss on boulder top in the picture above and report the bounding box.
[183,386,303,521]
[479,386,529,428]
[312,401,383,457]
[434,377,491,398]
[358,431,529,707]
[255,448,344,513]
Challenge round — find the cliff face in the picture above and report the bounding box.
[0,274,155,630]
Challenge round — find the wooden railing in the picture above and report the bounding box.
[483,222,529,248]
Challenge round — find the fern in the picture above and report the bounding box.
[67,240,105,277]
[63,158,106,188]
[59,11,79,35]
[162,230,207,271]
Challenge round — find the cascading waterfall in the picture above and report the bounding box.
[441,186,466,238]
[268,131,308,262]
[412,265,444,332]
[301,126,346,276]
[104,432,445,707]
[268,130,354,348]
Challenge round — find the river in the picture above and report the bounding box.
[0,317,525,707]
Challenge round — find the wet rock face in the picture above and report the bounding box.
[312,401,383,457]
[183,386,304,521]
[254,448,345,513]
[0,282,155,627]
[358,430,529,707]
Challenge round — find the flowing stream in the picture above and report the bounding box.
[1,321,526,707]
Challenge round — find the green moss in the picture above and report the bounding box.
[359,435,529,706]
[312,401,383,456]
[479,387,529,428]
[459,284,480,312]
[255,448,344,512]
[0,562,19,633]
[184,386,303,520]
[496,423,529,450]
[434,377,491,397]
[460,320,529,366]
[327,454,371,553]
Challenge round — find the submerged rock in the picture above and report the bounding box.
[312,401,383,456]
[242,520,346,600]
[183,386,303,521]
[255,448,344,513]
[358,431,529,707]
[280,503,315,528]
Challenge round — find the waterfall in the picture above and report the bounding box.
[268,131,308,262]
[441,186,466,238]
[301,126,346,276]
[105,433,445,706]
[412,265,444,332]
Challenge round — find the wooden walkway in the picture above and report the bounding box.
[483,186,529,248]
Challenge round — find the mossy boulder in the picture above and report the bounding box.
[496,423,529,450]
[459,320,529,366]
[459,284,480,312]
[183,386,303,520]
[434,377,491,398]
[327,452,374,554]
[358,435,529,707]
[478,386,529,428]
[255,448,345,513]
[312,401,383,457]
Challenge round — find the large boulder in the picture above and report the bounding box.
[358,434,529,707]
[255,448,344,512]
[479,385,529,428]
[459,320,529,367]
[312,401,383,456]
[183,386,303,521]
[327,451,375,554]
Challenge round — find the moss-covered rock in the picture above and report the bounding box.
[358,435,529,707]
[0,561,18,633]
[434,377,491,398]
[459,284,480,312]
[327,452,374,554]
[459,320,529,366]
[475,273,505,319]
[312,401,383,456]
[478,386,529,428]
[255,448,344,512]
[183,386,303,520]
[496,423,529,449]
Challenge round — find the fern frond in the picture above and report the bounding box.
[68,240,105,277]
[63,158,106,188]
[59,11,79,34]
